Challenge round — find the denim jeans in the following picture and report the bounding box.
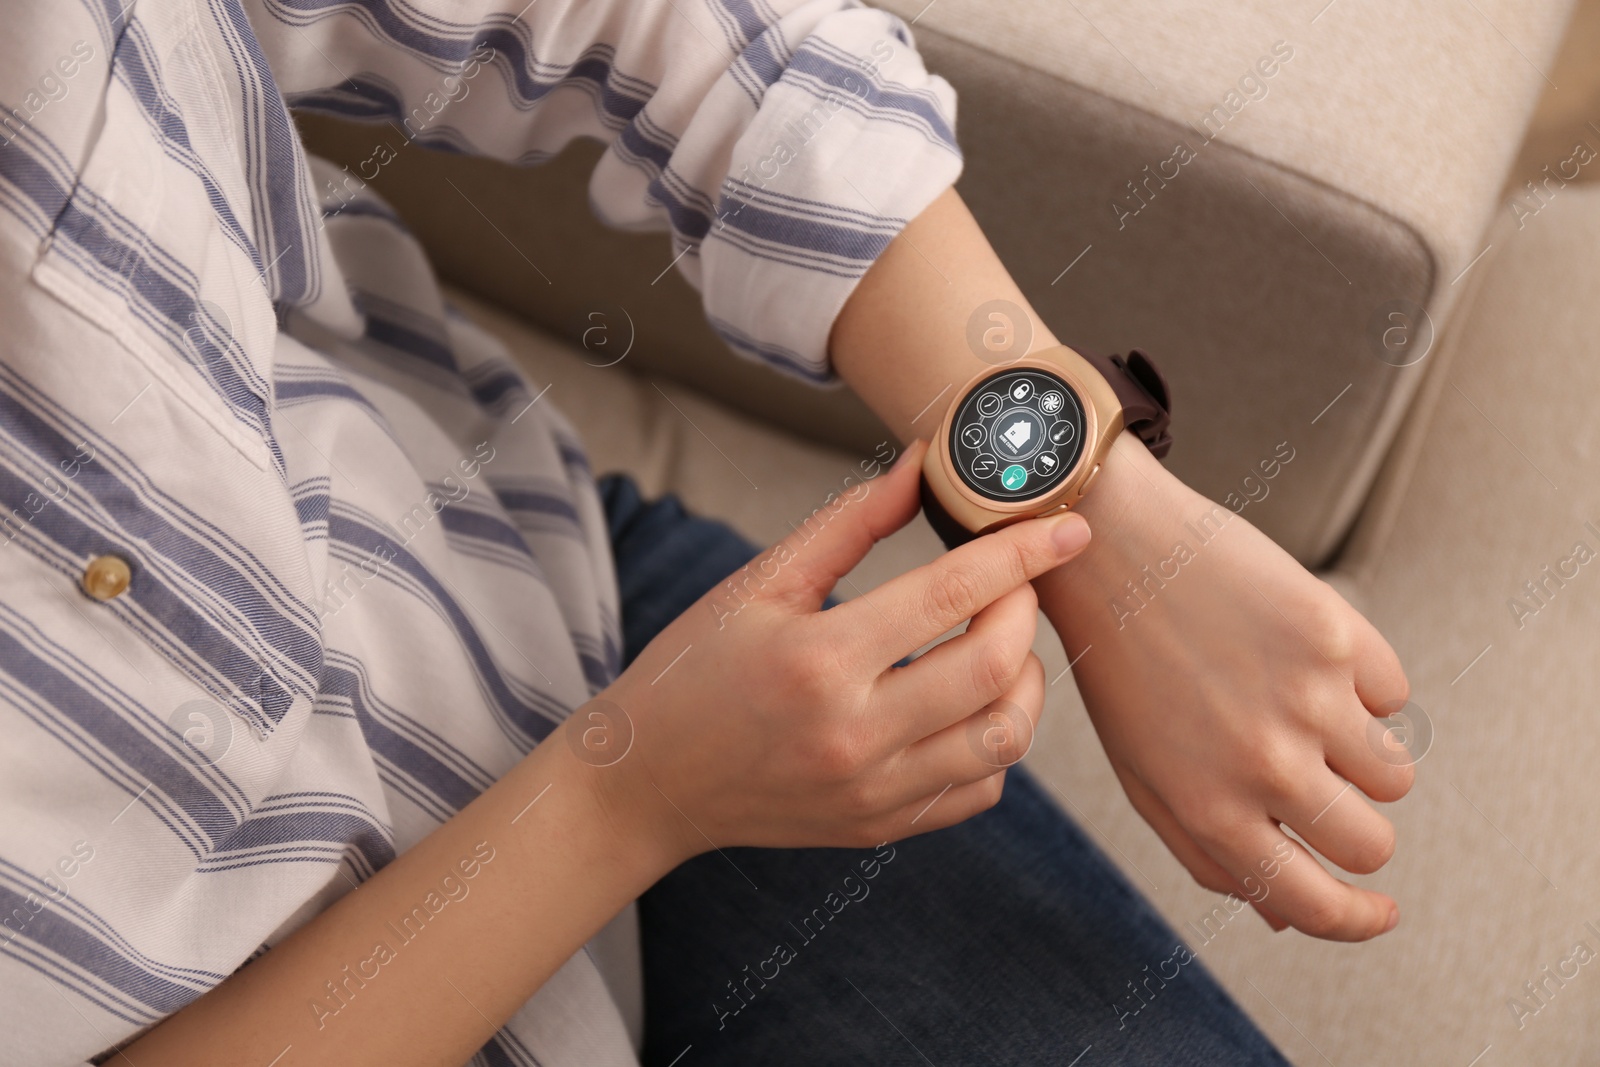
[599,475,1289,1067]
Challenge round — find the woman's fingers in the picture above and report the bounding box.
[754,440,929,613]
[1325,697,1416,804]
[871,585,1040,749]
[1121,769,1395,940]
[830,510,1090,669]
[1195,818,1397,942]
[1118,770,1260,900]
[1349,611,1411,715]
[1273,767,1396,876]
[875,771,1010,841]
[880,652,1045,803]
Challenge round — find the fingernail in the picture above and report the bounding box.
[1049,513,1091,557]
[1382,905,1399,934]
[890,441,922,471]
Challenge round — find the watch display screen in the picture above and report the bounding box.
[948,367,1086,503]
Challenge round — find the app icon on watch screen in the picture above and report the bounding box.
[1001,419,1032,453]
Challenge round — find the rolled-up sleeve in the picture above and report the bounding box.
[250,0,963,383]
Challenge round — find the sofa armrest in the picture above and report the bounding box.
[870,0,1572,564]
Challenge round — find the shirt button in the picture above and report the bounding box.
[82,555,132,601]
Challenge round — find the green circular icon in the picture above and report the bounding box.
[1001,464,1028,491]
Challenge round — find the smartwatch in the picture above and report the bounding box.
[919,345,1172,549]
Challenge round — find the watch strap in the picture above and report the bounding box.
[919,472,977,549]
[1083,349,1173,459]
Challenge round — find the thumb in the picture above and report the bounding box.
[763,439,928,610]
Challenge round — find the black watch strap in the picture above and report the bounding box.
[1084,349,1173,460]
[920,473,977,548]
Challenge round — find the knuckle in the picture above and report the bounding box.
[841,774,882,815]
[1303,603,1359,665]
[1346,821,1396,874]
[1245,741,1302,802]
[1295,894,1350,940]
[995,534,1035,587]
[811,728,867,781]
[1185,803,1245,851]
[1363,759,1415,804]
[780,627,850,695]
[924,564,986,627]
[973,639,1023,699]
[775,638,822,690]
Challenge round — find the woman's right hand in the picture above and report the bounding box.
[117,443,1091,1067]
[563,440,1093,868]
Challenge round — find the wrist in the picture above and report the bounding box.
[553,691,703,879]
[539,703,692,888]
[1033,430,1194,620]
[1075,429,1184,533]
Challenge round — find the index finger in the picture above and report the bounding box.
[830,509,1090,667]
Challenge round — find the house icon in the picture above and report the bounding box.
[1002,420,1032,453]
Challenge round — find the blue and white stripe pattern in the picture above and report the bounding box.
[0,0,960,1063]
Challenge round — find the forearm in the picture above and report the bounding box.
[831,187,1060,441]
[831,185,1166,571]
[121,733,671,1067]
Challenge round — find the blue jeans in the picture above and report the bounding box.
[599,476,1289,1067]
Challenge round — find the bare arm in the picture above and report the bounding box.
[120,738,663,1066]
[832,188,1060,439]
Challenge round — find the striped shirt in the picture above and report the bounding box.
[0,0,960,1063]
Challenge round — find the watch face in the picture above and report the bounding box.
[948,367,1087,503]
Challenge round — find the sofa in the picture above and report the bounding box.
[296,1,1600,1061]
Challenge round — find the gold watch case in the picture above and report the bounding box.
[922,345,1126,537]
